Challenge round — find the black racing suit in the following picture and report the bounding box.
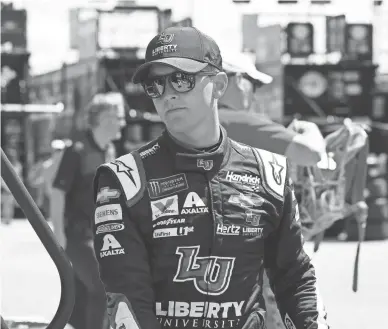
[92,128,329,329]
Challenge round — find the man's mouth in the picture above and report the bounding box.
[168,107,187,112]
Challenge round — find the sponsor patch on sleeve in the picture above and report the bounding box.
[95,204,122,225]
[104,153,142,202]
[96,187,121,204]
[253,149,287,200]
[100,234,125,258]
[96,223,125,234]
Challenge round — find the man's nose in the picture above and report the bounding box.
[163,80,179,100]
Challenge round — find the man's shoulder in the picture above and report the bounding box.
[95,151,147,207]
[248,146,289,201]
[97,137,162,180]
[229,138,253,154]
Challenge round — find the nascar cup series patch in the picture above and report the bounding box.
[147,173,188,199]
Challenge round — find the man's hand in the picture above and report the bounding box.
[107,293,139,329]
[240,311,266,329]
[288,119,326,154]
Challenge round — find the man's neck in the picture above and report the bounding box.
[91,129,109,150]
[168,123,221,150]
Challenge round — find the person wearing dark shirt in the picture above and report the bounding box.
[51,94,125,329]
[219,51,326,166]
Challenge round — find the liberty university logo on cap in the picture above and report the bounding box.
[157,33,174,44]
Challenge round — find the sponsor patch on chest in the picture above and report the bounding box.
[147,173,188,199]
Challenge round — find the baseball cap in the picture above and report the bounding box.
[222,51,273,85]
[132,27,222,84]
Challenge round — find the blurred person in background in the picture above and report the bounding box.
[219,52,326,166]
[51,94,125,329]
[122,123,145,153]
[1,148,22,225]
[27,140,71,219]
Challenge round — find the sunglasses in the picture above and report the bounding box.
[142,71,218,98]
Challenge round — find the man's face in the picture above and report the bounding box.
[98,106,126,141]
[147,64,218,133]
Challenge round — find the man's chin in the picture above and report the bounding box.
[165,120,187,133]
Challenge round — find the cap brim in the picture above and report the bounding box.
[245,69,273,85]
[132,58,209,83]
[223,61,273,85]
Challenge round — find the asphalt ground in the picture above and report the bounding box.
[1,220,387,329]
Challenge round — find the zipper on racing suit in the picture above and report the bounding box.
[200,173,223,329]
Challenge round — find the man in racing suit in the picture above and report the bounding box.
[93,27,329,329]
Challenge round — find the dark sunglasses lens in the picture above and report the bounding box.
[143,78,165,98]
[170,72,195,92]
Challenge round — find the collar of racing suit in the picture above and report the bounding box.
[160,126,232,175]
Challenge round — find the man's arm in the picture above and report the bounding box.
[220,110,323,165]
[264,166,329,329]
[93,169,160,329]
[51,146,79,247]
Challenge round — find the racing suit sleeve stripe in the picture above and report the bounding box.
[93,169,161,329]
[264,163,329,329]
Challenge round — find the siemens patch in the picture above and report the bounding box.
[95,204,122,224]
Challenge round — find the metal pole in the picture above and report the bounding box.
[1,148,75,329]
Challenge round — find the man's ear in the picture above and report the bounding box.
[212,72,228,99]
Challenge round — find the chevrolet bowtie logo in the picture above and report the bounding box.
[111,160,136,186]
[269,155,284,185]
[96,187,121,204]
[229,193,264,208]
